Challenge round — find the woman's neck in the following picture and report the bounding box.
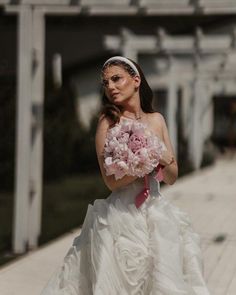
[122,110,144,120]
[121,98,145,120]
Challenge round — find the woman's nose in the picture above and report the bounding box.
[107,79,115,90]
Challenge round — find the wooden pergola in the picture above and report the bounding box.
[0,0,236,254]
[104,27,236,168]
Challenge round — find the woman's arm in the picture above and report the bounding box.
[95,115,138,191]
[157,114,178,185]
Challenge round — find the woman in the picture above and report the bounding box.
[41,56,210,294]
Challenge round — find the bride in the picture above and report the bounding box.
[41,56,210,294]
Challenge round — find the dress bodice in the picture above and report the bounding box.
[109,172,162,209]
[132,172,161,196]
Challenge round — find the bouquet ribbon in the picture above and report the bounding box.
[135,174,150,209]
[135,164,164,209]
[154,163,164,182]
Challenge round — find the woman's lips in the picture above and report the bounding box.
[111,92,119,98]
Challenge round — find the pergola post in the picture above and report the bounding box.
[5,3,82,254]
[12,6,45,253]
[120,28,138,61]
[28,8,45,249]
[13,5,33,253]
[166,59,178,156]
[189,61,204,169]
[181,82,192,139]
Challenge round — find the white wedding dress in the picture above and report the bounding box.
[41,173,210,295]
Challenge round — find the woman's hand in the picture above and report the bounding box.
[159,150,175,167]
[151,113,178,185]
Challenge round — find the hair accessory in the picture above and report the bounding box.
[103,56,140,77]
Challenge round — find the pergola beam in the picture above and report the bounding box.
[84,6,138,16]
[105,29,235,55]
[2,0,236,15]
[5,5,82,14]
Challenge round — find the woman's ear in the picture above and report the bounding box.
[134,75,141,88]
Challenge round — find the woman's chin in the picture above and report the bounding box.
[112,98,124,106]
[109,95,130,107]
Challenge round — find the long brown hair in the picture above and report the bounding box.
[100,58,154,124]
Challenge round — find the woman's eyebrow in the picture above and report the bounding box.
[111,74,121,78]
[103,74,120,81]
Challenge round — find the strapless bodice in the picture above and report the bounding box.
[108,172,161,209]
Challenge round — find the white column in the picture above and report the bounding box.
[13,5,33,254]
[181,82,192,139]
[201,80,214,140]
[122,46,137,62]
[189,73,204,169]
[28,8,45,249]
[167,61,178,157]
[121,28,138,61]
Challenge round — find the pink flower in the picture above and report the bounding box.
[118,131,130,144]
[103,118,166,180]
[128,134,147,153]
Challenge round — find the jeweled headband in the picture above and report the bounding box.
[102,56,140,77]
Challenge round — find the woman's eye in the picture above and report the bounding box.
[102,80,108,87]
[101,75,121,87]
[112,76,120,82]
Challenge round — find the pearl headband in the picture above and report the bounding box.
[102,56,140,77]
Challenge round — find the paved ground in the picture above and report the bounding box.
[0,154,235,294]
[163,154,236,295]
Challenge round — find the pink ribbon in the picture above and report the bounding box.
[154,163,164,182]
[135,175,150,208]
[135,164,164,208]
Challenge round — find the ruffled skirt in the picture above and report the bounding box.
[41,176,210,295]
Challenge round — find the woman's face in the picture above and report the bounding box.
[102,65,140,106]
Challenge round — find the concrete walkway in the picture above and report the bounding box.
[165,154,236,295]
[0,155,235,294]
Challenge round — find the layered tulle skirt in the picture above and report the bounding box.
[41,176,210,295]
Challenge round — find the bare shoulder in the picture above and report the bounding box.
[146,112,166,138]
[96,114,112,132]
[148,112,166,125]
[97,113,109,126]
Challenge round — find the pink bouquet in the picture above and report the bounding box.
[103,118,166,180]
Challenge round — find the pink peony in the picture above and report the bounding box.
[128,134,147,153]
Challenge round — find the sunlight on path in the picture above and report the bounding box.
[0,155,235,295]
